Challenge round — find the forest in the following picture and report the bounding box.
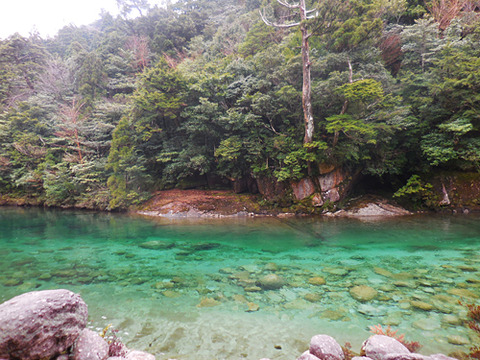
[0,0,479,211]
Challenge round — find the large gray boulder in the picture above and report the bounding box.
[309,335,345,360]
[0,289,88,360]
[361,335,410,360]
[73,329,109,360]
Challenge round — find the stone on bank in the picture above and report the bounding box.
[0,289,88,360]
[295,334,458,360]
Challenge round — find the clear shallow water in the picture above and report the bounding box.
[0,207,479,359]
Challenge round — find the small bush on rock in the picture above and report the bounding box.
[464,302,480,359]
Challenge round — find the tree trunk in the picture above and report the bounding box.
[300,0,314,144]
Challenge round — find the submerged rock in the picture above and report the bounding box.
[139,240,174,250]
[0,289,88,360]
[446,335,469,345]
[258,274,285,290]
[197,297,221,307]
[305,293,322,303]
[350,285,378,302]
[308,276,326,286]
[447,288,479,299]
[246,302,260,312]
[410,300,434,311]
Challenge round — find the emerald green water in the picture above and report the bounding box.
[1,207,479,359]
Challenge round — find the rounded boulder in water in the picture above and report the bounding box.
[258,274,285,290]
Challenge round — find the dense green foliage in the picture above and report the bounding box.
[1,0,479,209]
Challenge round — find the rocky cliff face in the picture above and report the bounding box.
[289,166,359,207]
[430,172,480,210]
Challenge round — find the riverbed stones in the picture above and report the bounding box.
[361,335,410,360]
[446,335,469,345]
[258,274,285,290]
[73,329,109,360]
[264,262,279,271]
[374,267,393,277]
[447,288,479,299]
[309,276,326,286]
[246,302,260,312]
[197,297,221,307]
[0,289,88,360]
[350,285,378,302]
[412,316,441,331]
[139,240,174,250]
[410,300,434,311]
[305,293,322,302]
[442,314,462,326]
[324,267,349,276]
[309,334,344,360]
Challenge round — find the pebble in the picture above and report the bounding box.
[349,285,378,302]
[393,281,413,288]
[240,264,259,273]
[233,294,248,303]
[264,263,279,271]
[357,304,388,316]
[219,268,235,274]
[138,240,175,250]
[244,286,262,292]
[448,288,479,299]
[413,316,441,331]
[197,297,221,307]
[162,290,180,298]
[320,309,346,321]
[246,302,259,312]
[447,335,470,345]
[374,267,393,277]
[305,293,322,303]
[391,272,414,280]
[442,314,462,326]
[257,274,284,290]
[324,268,349,276]
[410,300,434,311]
[308,276,326,286]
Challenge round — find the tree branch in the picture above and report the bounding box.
[277,0,300,9]
[259,9,301,28]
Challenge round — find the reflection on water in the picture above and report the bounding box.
[1,207,480,359]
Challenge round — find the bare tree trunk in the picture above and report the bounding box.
[300,0,314,144]
[260,0,317,145]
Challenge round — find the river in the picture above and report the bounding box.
[0,207,479,359]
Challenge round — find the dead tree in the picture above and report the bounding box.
[260,0,318,144]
